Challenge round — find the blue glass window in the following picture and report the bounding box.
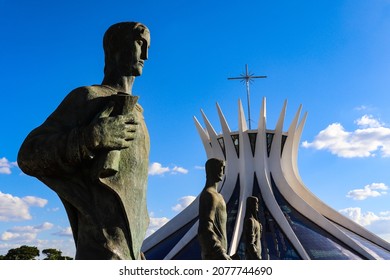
[231,134,239,157]
[217,137,226,159]
[226,175,240,244]
[172,237,202,260]
[248,133,257,157]
[245,174,301,260]
[266,133,273,157]
[281,135,287,156]
[270,175,364,260]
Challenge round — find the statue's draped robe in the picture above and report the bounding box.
[244,216,262,260]
[198,189,229,259]
[18,86,150,260]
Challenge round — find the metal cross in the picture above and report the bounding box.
[228,64,267,129]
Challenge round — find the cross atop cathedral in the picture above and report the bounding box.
[228,64,267,129]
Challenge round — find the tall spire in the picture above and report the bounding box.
[228,64,267,129]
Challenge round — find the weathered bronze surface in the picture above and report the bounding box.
[198,158,231,260]
[244,196,262,260]
[18,22,151,260]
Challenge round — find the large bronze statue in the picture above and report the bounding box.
[17,22,151,260]
[244,196,262,260]
[198,158,231,260]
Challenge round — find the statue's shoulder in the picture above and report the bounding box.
[68,85,108,98]
[61,86,91,101]
[201,188,222,203]
[59,86,112,107]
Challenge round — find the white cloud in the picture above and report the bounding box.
[53,227,73,237]
[302,115,390,158]
[11,222,54,233]
[1,222,54,242]
[347,183,389,200]
[22,196,48,207]
[148,162,170,175]
[355,115,383,128]
[36,222,54,231]
[145,216,169,237]
[195,165,205,170]
[172,196,196,212]
[148,162,189,176]
[0,157,17,175]
[354,105,369,111]
[35,239,76,259]
[339,207,387,226]
[339,207,390,242]
[0,191,48,221]
[171,166,189,174]
[1,232,37,242]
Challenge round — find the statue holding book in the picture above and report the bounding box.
[18,22,151,260]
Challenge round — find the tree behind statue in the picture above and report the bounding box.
[1,245,39,260]
[0,246,74,260]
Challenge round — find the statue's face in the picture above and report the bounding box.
[216,162,225,182]
[116,30,150,76]
[247,197,259,215]
[205,158,225,183]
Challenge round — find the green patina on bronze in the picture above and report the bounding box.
[244,196,263,260]
[18,22,151,260]
[198,158,232,260]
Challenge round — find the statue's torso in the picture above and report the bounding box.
[19,85,150,259]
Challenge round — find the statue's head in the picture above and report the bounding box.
[103,22,150,76]
[246,196,259,216]
[205,158,225,183]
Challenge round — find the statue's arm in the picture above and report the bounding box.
[245,219,261,259]
[17,88,94,177]
[18,86,138,178]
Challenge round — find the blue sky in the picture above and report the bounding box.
[1,0,390,258]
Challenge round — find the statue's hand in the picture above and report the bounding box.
[85,103,138,151]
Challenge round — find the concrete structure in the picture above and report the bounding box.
[142,98,390,259]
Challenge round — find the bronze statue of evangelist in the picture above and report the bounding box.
[18,22,151,260]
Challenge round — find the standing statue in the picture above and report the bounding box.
[17,22,151,260]
[244,196,262,260]
[198,158,232,260]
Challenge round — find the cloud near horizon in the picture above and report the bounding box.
[148,162,189,176]
[302,115,390,158]
[52,227,73,237]
[172,196,196,212]
[339,207,390,242]
[0,192,48,221]
[145,216,169,237]
[1,222,54,242]
[346,183,388,200]
[146,195,196,237]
